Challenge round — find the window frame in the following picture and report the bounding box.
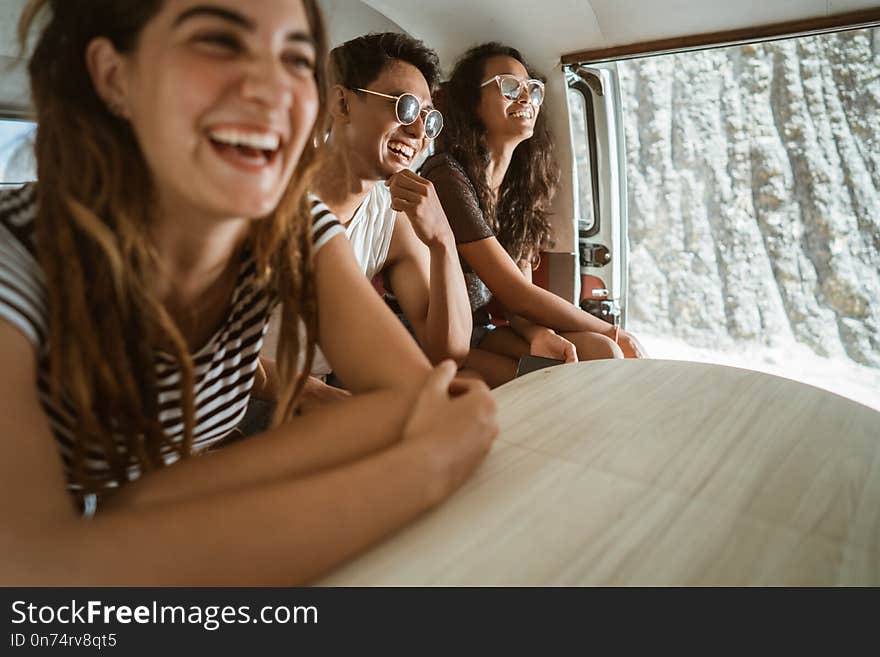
[566,81,601,239]
[561,8,880,65]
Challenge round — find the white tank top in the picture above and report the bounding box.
[343,182,396,280]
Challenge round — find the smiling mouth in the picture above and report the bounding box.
[207,127,283,167]
[509,108,533,120]
[388,140,416,162]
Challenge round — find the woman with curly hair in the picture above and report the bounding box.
[422,43,646,387]
[0,0,497,585]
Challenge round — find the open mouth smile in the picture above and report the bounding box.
[388,140,416,163]
[509,107,534,120]
[207,126,284,169]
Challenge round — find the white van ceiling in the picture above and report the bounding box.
[362,0,880,70]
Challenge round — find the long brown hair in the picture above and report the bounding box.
[19,0,329,497]
[435,43,558,265]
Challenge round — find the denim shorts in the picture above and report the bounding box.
[470,323,496,349]
[392,295,495,351]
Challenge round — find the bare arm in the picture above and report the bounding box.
[0,320,497,585]
[385,170,471,366]
[109,232,435,509]
[311,232,433,391]
[473,244,645,358]
[506,262,578,363]
[507,261,549,342]
[108,385,413,510]
[458,236,616,335]
[386,217,471,366]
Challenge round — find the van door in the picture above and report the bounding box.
[565,63,628,330]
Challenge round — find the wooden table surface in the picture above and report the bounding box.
[320,359,880,585]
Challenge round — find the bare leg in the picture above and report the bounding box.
[462,349,519,388]
[456,367,486,381]
[559,330,624,360]
[459,327,530,388]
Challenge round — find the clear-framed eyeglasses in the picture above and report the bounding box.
[480,74,545,107]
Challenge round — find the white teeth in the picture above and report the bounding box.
[388,142,415,158]
[208,128,280,151]
[510,110,532,119]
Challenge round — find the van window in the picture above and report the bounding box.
[0,118,36,185]
[567,88,596,236]
[577,26,880,410]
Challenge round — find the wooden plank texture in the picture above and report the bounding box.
[319,360,880,585]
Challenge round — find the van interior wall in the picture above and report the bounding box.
[318,0,404,47]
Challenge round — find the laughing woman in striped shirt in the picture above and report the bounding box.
[0,0,497,585]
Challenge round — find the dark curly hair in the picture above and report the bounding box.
[329,32,441,95]
[435,43,558,266]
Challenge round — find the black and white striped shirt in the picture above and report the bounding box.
[0,185,343,512]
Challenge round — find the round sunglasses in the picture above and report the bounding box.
[481,74,545,107]
[354,88,444,139]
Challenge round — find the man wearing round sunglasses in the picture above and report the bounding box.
[307,32,471,378]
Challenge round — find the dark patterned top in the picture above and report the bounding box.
[420,153,495,326]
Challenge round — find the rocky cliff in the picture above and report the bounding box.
[618,28,880,368]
